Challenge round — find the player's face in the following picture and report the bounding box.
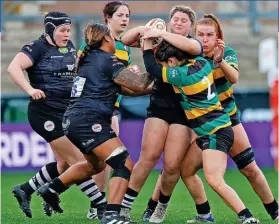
[54,24,71,47]
[108,5,130,34]
[195,24,217,54]
[169,11,192,36]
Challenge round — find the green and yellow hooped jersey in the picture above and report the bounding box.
[78,39,131,108]
[114,40,131,67]
[209,45,239,117]
[161,56,231,136]
[78,39,131,66]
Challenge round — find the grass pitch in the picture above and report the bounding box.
[1,169,278,223]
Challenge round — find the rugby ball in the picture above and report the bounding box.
[140,18,167,50]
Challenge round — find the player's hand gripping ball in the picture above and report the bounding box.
[140,18,167,50]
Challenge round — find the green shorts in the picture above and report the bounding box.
[196,126,234,153]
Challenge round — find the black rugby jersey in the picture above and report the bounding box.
[21,35,76,109]
[69,49,126,116]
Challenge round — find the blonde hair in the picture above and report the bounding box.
[194,14,224,40]
[84,22,110,48]
[170,5,196,27]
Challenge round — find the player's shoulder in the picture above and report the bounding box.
[186,35,200,44]
[85,49,115,66]
[224,45,238,62]
[224,45,236,54]
[187,34,196,40]
[21,36,49,58]
[191,55,210,66]
[23,36,46,49]
[101,50,116,59]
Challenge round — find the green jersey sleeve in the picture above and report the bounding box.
[224,46,238,70]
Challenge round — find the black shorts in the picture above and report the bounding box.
[146,105,189,126]
[230,111,241,127]
[28,102,65,143]
[112,109,120,116]
[63,109,117,154]
[196,126,234,153]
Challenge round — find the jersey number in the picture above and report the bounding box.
[202,76,215,100]
[71,76,86,97]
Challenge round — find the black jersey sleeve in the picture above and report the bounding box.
[20,40,48,64]
[186,35,203,56]
[104,54,126,79]
[143,49,164,79]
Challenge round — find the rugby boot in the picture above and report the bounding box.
[37,184,63,214]
[186,213,215,223]
[12,185,32,218]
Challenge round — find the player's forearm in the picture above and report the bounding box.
[121,83,152,96]
[7,64,33,94]
[219,60,239,84]
[161,32,202,55]
[121,26,145,46]
[114,68,153,92]
[143,50,163,80]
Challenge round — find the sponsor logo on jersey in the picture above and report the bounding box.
[111,55,118,61]
[44,121,55,132]
[59,47,69,54]
[53,72,74,77]
[202,142,209,147]
[27,42,34,46]
[25,46,32,52]
[113,61,123,67]
[171,69,178,78]
[225,55,236,61]
[51,56,64,58]
[66,64,75,71]
[92,124,102,132]
[71,76,86,97]
[62,119,70,130]
[82,139,95,146]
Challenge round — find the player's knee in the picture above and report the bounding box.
[180,163,198,179]
[180,173,195,187]
[233,147,255,170]
[95,161,107,174]
[111,166,131,181]
[139,152,160,168]
[180,169,192,181]
[164,163,180,176]
[240,161,261,181]
[105,146,131,181]
[205,174,224,192]
[141,144,161,163]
